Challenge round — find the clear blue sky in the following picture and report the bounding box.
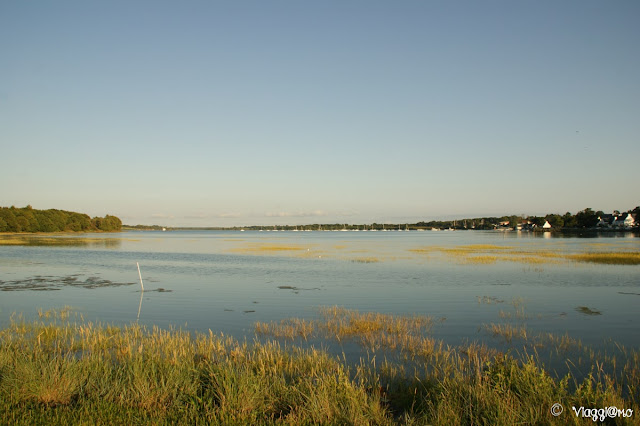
[2,1,639,226]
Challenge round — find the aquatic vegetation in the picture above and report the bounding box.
[567,252,640,265]
[0,275,136,291]
[231,243,309,253]
[256,306,442,357]
[1,309,638,424]
[0,234,122,248]
[408,244,640,267]
[476,296,504,304]
[575,306,602,316]
[407,247,435,254]
[482,323,528,343]
[618,291,640,296]
[464,255,498,264]
[350,257,380,263]
[276,285,320,293]
[37,306,74,320]
[255,318,315,340]
[451,244,514,251]
[498,309,529,320]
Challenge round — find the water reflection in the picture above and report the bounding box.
[137,290,143,321]
[0,235,122,248]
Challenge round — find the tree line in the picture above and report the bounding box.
[415,207,640,230]
[0,206,122,233]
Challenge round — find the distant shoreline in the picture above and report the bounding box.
[120,226,639,235]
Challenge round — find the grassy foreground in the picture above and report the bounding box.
[1,310,638,425]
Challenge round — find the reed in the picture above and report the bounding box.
[1,309,639,424]
[482,323,528,343]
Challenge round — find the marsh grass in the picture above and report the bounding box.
[568,252,640,265]
[350,257,381,263]
[256,307,442,358]
[230,243,309,254]
[1,309,639,424]
[408,244,640,267]
[482,323,528,343]
[0,234,121,248]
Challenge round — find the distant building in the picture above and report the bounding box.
[596,214,614,228]
[612,213,635,229]
[597,213,636,229]
[542,221,552,229]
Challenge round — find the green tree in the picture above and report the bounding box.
[562,212,577,228]
[529,216,545,226]
[545,214,564,228]
[92,215,122,232]
[20,207,40,232]
[575,208,599,228]
[0,209,19,232]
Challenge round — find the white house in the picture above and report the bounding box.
[596,215,614,228]
[542,221,552,229]
[612,213,635,229]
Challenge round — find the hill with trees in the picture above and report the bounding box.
[0,206,122,233]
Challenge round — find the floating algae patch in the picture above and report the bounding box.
[575,306,602,316]
[0,275,136,291]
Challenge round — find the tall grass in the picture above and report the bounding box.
[1,309,639,424]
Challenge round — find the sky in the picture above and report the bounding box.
[1,1,639,227]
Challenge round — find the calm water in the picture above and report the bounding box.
[1,230,639,350]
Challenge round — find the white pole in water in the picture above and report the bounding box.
[137,262,144,292]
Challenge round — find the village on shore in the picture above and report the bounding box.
[137,207,639,233]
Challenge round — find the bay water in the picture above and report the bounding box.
[1,230,638,352]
